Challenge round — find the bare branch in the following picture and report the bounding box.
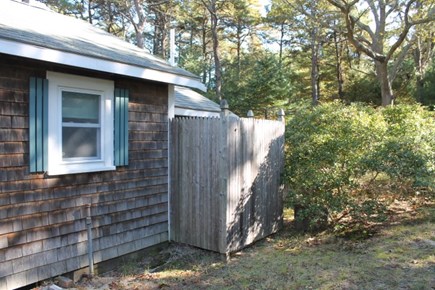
[367,0,379,25]
[327,0,386,61]
[385,0,415,61]
[389,40,414,82]
[356,35,372,46]
[354,16,375,40]
[133,0,146,29]
[409,16,435,26]
[386,0,399,18]
[328,0,347,11]
[283,0,314,19]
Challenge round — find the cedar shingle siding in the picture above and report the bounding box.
[0,55,169,290]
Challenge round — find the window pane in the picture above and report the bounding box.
[62,91,100,123]
[62,127,99,158]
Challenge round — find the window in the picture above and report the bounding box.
[46,72,115,175]
[62,91,100,159]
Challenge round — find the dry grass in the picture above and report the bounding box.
[75,201,434,290]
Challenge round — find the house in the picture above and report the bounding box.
[174,86,240,118]
[0,1,205,289]
[174,86,221,117]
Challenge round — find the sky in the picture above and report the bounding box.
[258,0,271,7]
[258,0,271,16]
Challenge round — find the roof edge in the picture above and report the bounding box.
[175,107,221,117]
[0,38,207,92]
[175,104,221,113]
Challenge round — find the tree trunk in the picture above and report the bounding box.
[201,16,208,84]
[236,22,242,79]
[153,25,160,55]
[375,60,394,106]
[135,28,145,49]
[416,75,425,103]
[311,27,320,106]
[209,0,222,100]
[131,0,146,49]
[333,30,344,100]
[87,0,93,24]
[414,32,435,104]
[279,22,284,66]
[161,29,168,59]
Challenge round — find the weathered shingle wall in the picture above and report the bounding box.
[0,55,169,290]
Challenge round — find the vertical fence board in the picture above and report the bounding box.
[170,115,284,254]
[211,118,221,251]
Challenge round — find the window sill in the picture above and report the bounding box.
[47,165,116,176]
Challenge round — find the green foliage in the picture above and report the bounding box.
[285,102,435,232]
[364,105,435,187]
[344,73,382,105]
[222,51,295,116]
[420,63,435,106]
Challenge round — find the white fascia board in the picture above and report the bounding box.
[175,107,221,118]
[0,38,207,92]
[168,85,175,119]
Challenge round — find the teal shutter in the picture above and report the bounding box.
[29,77,48,173]
[114,88,129,166]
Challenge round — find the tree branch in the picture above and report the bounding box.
[389,39,414,82]
[354,16,375,41]
[367,0,379,25]
[385,0,415,61]
[327,0,386,62]
[386,0,399,18]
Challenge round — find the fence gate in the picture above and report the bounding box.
[170,110,285,254]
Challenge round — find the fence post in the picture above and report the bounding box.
[278,108,285,123]
[247,110,254,118]
[219,99,229,254]
[220,99,229,118]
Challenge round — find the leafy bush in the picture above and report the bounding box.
[343,73,382,105]
[364,105,435,188]
[285,102,435,233]
[419,63,435,106]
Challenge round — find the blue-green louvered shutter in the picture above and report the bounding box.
[114,88,129,166]
[29,77,48,173]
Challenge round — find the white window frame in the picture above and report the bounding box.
[47,71,115,175]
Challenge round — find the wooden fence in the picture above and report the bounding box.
[170,107,285,254]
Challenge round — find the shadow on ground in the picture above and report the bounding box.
[63,201,435,290]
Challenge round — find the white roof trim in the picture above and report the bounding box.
[175,107,221,118]
[0,38,207,92]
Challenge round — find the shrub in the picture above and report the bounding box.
[366,105,435,188]
[343,73,382,105]
[284,102,435,232]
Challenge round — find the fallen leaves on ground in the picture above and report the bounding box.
[69,199,434,290]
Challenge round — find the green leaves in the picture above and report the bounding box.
[366,105,435,187]
[222,52,296,116]
[285,102,435,232]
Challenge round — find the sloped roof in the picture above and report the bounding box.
[175,86,221,113]
[174,87,239,118]
[0,0,205,91]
